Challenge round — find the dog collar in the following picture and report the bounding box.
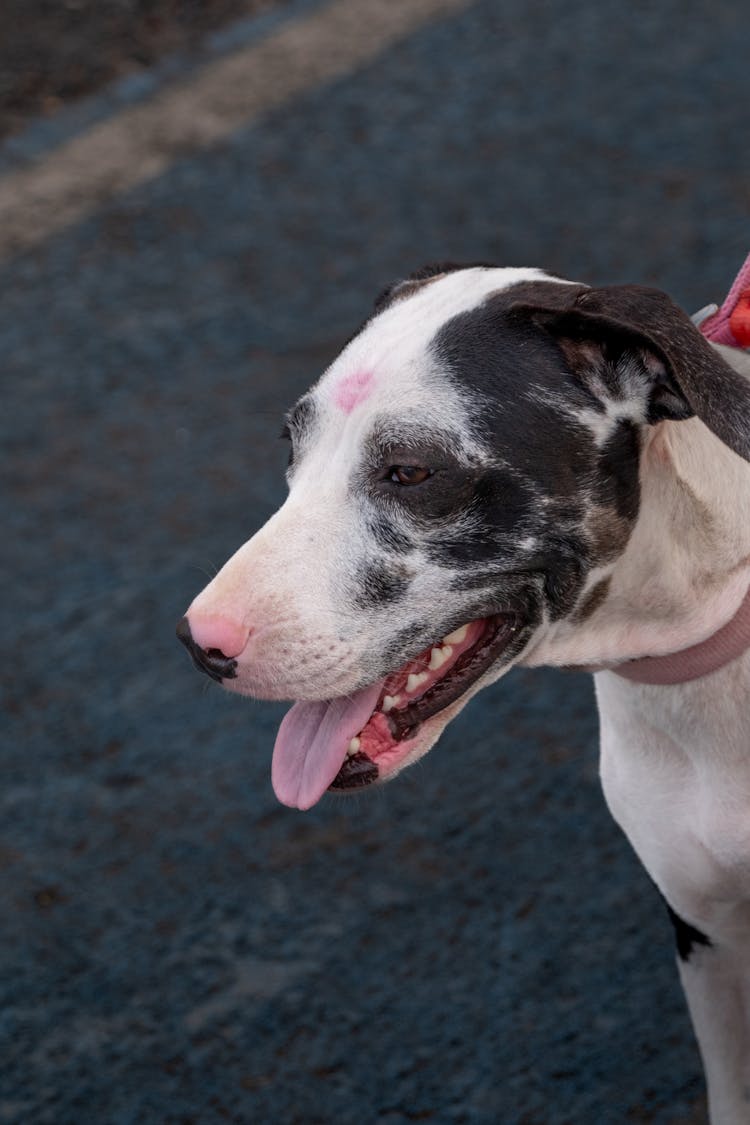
[604,584,750,686]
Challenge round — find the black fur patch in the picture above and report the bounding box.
[434,299,601,493]
[596,423,642,522]
[426,284,613,619]
[573,575,612,622]
[367,514,414,555]
[360,429,484,529]
[666,903,712,962]
[283,395,318,469]
[416,278,664,621]
[353,562,412,610]
[421,468,540,568]
[285,395,317,440]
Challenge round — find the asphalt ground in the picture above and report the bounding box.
[2,0,749,1121]
[0,0,282,140]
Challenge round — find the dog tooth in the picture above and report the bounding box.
[406,671,429,693]
[443,624,468,645]
[428,646,447,671]
[347,737,360,756]
[382,694,400,712]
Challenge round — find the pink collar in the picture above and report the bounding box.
[606,585,750,685]
[600,253,750,685]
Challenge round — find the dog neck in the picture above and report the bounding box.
[527,410,750,674]
[604,583,750,684]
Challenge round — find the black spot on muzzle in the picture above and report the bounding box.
[176,617,238,683]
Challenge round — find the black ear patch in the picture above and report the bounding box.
[639,349,695,424]
[527,308,694,426]
[515,283,750,462]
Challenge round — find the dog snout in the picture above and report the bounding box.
[184,612,250,659]
[176,615,245,682]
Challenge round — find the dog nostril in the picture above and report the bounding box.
[176,615,239,683]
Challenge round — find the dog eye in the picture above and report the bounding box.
[389,465,432,486]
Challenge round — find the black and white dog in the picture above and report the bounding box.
[178,264,750,1122]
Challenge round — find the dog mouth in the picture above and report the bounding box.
[271,613,521,810]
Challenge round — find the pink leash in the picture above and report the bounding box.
[604,252,750,685]
[698,250,750,348]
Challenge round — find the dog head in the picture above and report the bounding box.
[178,264,750,808]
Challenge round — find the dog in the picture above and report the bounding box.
[178,263,750,1122]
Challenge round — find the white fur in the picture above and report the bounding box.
[559,347,750,1125]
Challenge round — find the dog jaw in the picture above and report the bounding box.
[271,614,528,809]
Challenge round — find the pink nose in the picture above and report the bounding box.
[186,614,250,658]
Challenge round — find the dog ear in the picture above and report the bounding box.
[517,284,750,462]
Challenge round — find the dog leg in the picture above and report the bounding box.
[672,919,750,1124]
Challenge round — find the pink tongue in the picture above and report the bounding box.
[272,681,384,810]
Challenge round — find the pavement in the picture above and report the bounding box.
[0,0,279,142]
[2,0,748,1121]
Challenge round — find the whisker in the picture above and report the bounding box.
[190,559,219,581]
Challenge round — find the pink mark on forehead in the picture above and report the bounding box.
[334,369,375,414]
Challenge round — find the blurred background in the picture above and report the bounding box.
[2,1,748,1122]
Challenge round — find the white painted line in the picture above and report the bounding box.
[0,0,474,261]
